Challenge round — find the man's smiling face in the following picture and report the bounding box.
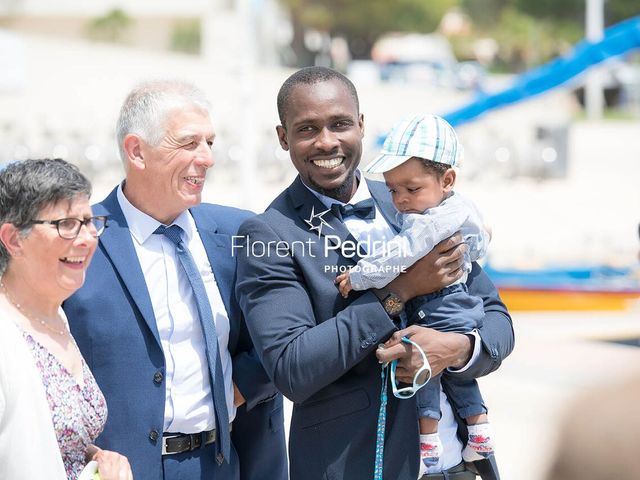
[139,105,215,224]
[277,79,364,203]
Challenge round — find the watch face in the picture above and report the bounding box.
[384,293,404,316]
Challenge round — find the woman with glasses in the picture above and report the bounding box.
[0,158,132,480]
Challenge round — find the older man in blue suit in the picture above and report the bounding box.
[63,80,287,480]
[235,67,513,480]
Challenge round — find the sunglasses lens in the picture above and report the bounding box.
[415,368,431,387]
[395,388,416,399]
[389,337,433,399]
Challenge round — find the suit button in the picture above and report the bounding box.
[153,371,164,384]
[360,340,370,349]
[216,453,224,465]
[149,430,159,442]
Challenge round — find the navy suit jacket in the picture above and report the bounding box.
[236,177,514,480]
[63,187,287,480]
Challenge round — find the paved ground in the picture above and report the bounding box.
[282,309,640,480]
[482,309,640,480]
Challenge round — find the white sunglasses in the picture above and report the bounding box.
[389,336,432,399]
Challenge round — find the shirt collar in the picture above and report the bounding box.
[117,183,195,245]
[302,170,372,209]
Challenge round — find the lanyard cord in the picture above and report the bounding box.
[373,335,431,479]
[373,361,391,480]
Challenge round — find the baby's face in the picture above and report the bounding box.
[384,157,450,214]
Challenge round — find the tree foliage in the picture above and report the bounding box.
[280,0,455,59]
[512,0,639,26]
[460,0,510,29]
[278,0,640,68]
[607,0,640,24]
[87,9,133,44]
[513,0,584,22]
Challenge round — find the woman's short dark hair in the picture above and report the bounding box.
[0,158,92,274]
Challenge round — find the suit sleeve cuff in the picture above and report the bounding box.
[447,329,481,374]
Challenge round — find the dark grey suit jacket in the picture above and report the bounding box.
[236,177,514,480]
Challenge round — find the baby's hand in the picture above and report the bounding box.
[335,271,353,298]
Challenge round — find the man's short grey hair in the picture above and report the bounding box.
[116,80,211,165]
[0,158,92,275]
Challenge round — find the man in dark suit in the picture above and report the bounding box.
[235,67,514,480]
[64,80,287,480]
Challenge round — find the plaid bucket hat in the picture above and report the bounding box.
[364,114,463,173]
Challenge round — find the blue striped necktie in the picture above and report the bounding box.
[154,224,230,464]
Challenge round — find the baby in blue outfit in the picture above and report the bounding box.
[336,114,496,474]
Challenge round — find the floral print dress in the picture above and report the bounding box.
[23,333,108,480]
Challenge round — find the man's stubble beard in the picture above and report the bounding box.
[310,163,358,203]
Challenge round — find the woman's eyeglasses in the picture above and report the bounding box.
[28,216,108,239]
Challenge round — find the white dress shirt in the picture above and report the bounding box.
[117,185,235,434]
[304,172,477,472]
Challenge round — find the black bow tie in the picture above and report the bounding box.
[331,198,376,221]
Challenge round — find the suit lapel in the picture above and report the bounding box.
[96,188,161,346]
[196,229,233,314]
[190,208,240,348]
